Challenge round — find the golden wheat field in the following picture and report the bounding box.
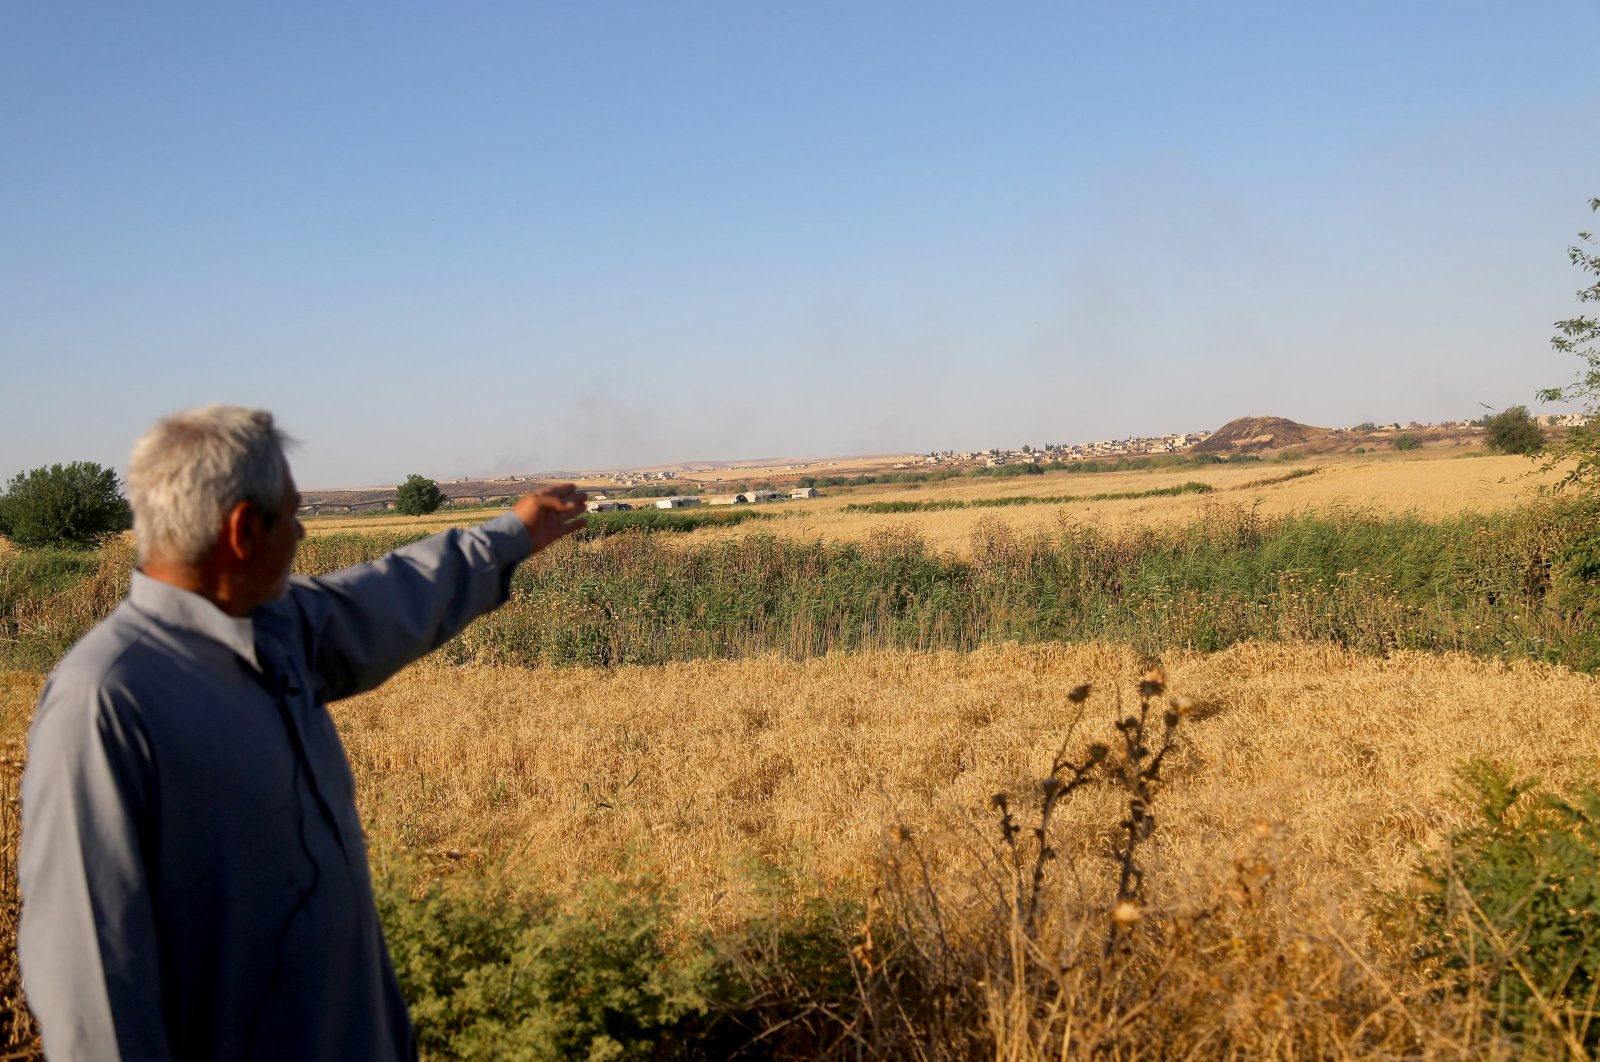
[246,645,1600,919]
[303,451,1554,553]
[6,449,1597,1057]
[10,637,1589,934]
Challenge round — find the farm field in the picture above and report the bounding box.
[5,640,1599,1056]
[301,450,1553,552]
[3,447,1599,1057]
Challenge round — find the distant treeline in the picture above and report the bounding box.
[790,451,1266,490]
[841,481,1216,514]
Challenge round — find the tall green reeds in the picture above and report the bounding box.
[5,500,1599,672]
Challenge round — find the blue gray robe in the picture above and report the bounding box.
[19,512,533,1060]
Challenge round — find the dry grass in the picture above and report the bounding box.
[331,641,1600,927]
[5,635,1596,1054]
[0,673,39,1055]
[327,642,1600,1055]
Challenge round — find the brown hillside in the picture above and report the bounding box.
[1193,416,1335,455]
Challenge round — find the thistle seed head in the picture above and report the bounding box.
[1112,900,1142,926]
[1066,683,1091,704]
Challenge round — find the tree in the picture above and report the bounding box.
[0,462,132,549]
[1393,434,1422,452]
[394,474,447,516]
[1483,405,1545,455]
[1536,197,1600,489]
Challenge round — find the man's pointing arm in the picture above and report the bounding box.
[288,484,586,701]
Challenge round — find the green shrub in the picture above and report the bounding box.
[1394,435,1423,452]
[395,475,448,516]
[579,509,769,539]
[377,868,717,1060]
[0,462,130,550]
[1484,406,1545,456]
[620,484,704,499]
[1400,761,1600,1053]
[373,860,873,1059]
[970,462,1044,477]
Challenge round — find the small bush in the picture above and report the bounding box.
[374,859,876,1059]
[0,463,130,550]
[1399,760,1600,1054]
[378,867,717,1060]
[1394,434,1423,452]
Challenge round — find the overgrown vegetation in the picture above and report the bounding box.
[1394,761,1600,1055]
[8,456,1600,1056]
[578,508,772,539]
[1483,405,1546,456]
[0,462,130,550]
[1537,196,1600,490]
[11,498,1600,673]
[841,480,1215,514]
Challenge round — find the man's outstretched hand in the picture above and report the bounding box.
[512,484,587,553]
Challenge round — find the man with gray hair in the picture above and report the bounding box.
[18,405,585,1060]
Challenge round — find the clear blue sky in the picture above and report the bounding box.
[3,2,1597,487]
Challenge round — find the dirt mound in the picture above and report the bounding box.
[1193,416,1332,455]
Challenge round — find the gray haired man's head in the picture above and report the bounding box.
[126,405,293,567]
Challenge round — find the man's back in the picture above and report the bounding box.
[20,512,545,1060]
[22,574,415,1060]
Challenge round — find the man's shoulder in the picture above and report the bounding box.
[40,604,166,719]
[52,602,147,681]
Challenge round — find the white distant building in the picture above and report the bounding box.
[747,490,783,503]
[709,494,749,506]
[654,496,702,509]
[790,487,819,499]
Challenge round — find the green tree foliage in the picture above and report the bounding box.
[1483,405,1545,455]
[1393,434,1422,452]
[1399,761,1600,1054]
[1537,198,1600,489]
[0,462,131,549]
[394,474,447,516]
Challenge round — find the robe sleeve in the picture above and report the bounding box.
[286,511,533,701]
[19,670,174,1062]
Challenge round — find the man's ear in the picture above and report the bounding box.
[220,501,264,561]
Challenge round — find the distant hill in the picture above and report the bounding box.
[1193,416,1334,456]
[1193,415,1485,457]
